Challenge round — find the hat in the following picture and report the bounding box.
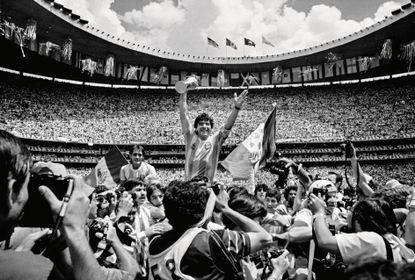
[385,179,402,190]
[309,179,335,194]
[31,161,68,177]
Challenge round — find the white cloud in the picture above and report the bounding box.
[54,0,404,57]
[57,0,128,36]
[374,1,402,21]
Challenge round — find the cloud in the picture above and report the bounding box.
[374,1,402,21]
[54,0,403,57]
[57,0,128,36]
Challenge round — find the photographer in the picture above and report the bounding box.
[0,130,105,280]
[309,195,415,267]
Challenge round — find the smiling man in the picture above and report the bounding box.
[120,145,158,186]
[179,88,248,183]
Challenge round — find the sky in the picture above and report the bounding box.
[56,0,407,57]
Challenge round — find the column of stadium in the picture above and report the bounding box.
[85,146,128,189]
[221,105,277,192]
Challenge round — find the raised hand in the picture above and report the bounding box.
[234,89,248,109]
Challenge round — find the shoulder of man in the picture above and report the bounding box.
[0,250,55,279]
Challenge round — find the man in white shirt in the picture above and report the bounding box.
[179,89,248,183]
[119,145,158,186]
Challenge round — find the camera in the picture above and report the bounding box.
[312,187,328,198]
[340,140,353,158]
[269,160,289,188]
[19,173,73,228]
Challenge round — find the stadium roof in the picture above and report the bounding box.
[2,0,415,73]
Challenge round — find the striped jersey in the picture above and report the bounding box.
[184,127,230,183]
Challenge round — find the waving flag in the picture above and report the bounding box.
[207,37,219,48]
[262,36,275,47]
[226,38,237,50]
[244,38,256,47]
[85,146,128,189]
[221,106,277,180]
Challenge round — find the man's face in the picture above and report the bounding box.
[287,190,297,204]
[131,149,144,165]
[150,190,163,207]
[196,120,212,140]
[266,196,279,212]
[131,184,147,206]
[256,188,267,201]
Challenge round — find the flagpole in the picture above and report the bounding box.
[262,35,264,56]
[243,43,245,57]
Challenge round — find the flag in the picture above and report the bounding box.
[244,38,256,47]
[85,146,128,189]
[221,106,277,180]
[226,38,237,50]
[262,36,275,47]
[207,37,219,48]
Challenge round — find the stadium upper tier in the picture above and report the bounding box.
[1,73,414,145]
[1,0,415,77]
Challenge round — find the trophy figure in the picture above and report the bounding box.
[175,75,199,94]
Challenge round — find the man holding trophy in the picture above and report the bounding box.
[176,75,248,183]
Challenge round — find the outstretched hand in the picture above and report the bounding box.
[234,89,248,109]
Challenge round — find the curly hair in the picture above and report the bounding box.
[351,198,397,235]
[194,113,214,130]
[0,130,31,214]
[163,180,209,230]
[223,188,267,229]
[373,185,411,209]
[283,185,297,201]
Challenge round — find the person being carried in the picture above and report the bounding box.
[179,88,248,183]
[120,145,158,186]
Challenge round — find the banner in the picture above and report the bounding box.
[221,106,277,180]
[85,146,128,189]
[244,38,256,47]
[207,37,219,48]
[262,36,275,47]
[226,38,237,50]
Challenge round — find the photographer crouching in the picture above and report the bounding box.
[0,130,107,280]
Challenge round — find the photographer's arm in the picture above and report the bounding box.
[292,182,304,213]
[349,144,374,197]
[405,189,415,247]
[223,89,248,130]
[40,176,105,280]
[280,158,312,189]
[106,224,140,277]
[215,189,272,252]
[309,194,340,254]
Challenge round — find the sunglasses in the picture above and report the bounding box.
[96,196,108,203]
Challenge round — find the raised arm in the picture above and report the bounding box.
[349,143,374,197]
[179,90,192,137]
[223,89,248,130]
[215,188,272,253]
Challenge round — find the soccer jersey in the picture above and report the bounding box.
[184,127,230,183]
[149,228,250,280]
[120,162,157,181]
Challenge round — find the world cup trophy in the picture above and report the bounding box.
[175,75,199,94]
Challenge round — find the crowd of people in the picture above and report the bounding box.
[1,73,415,280]
[1,76,414,144]
[2,129,415,280]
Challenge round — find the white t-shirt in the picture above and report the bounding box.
[336,232,403,265]
[120,162,157,181]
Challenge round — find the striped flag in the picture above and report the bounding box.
[262,36,275,47]
[226,38,237,50]
[221,106,277,180]
[207,37,219,48]
[244,38,256,47]
[85,146,128,189]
